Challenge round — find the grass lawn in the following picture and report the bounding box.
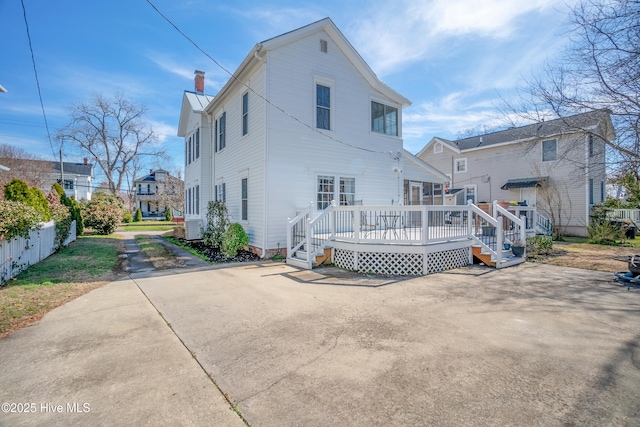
[119,221,176,232]
[0,235,126,338]
[135,235,184,269]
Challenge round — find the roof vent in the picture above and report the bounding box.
[320,39,328,53]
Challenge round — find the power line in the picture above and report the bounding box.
[145,0,388,155]
[20,0,56,160]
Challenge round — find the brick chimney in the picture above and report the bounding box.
[194,70,205,94]
[84,157,88,165]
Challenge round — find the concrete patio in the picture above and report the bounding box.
[1,261,639,426]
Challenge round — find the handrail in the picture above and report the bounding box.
[495,203,526,244]
[468,201,498,226]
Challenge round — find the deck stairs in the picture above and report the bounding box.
[472,244,524,268]
[287,245,331,269]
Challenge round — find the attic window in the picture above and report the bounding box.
[320,39,328,53]
[434,142,443,153]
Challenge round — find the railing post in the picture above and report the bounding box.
[496,219,503,269]
[354,206,361,243]
[467,201,474,236]
[306,217,313,270]
[286,216,292,258]
[422,205,429,244]
[330,200,336,240]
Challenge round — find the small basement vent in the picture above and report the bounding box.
[320,39,328,53]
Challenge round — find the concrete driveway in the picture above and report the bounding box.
[1,261,639,426]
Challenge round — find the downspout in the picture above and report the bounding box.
[209,111,214,208]
[261,48,268,258]
[585,134,590,230]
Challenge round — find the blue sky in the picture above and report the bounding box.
[0,0,577,178]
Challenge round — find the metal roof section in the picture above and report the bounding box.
[501,176,548,190]
[402,149,450,182]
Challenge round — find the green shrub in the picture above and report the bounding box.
[4,179,51,221]
[134,208,142,222]
[0,201,42,240]
[165,208,173,222]
[82,200,122,235]
[202,201,229,249]
[122,210,133,223]
[47,189,72,251]
[526,235,553,254]
[221,223,250,258]
[587,220,625,245]
[51,182,83,236]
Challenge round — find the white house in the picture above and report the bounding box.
[178,18,448,257]
[133,169,183,219]
[0,158,94,201]
[417,111,615,237]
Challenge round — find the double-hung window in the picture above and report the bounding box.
[195,128,200,159]
[242,93,249,136]
[218,112,226,150]
[455,158,467,173]
[316,84,331,130]
[317,175,334,210]
[371,101,398,136]
[214,183,226,203]
[317,175,355,210]
[542,139,557,162]
[241,178,248,221]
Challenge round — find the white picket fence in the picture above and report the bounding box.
[0,220,77,284]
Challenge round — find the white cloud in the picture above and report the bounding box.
[145,53,229,92]
[349,0,574,75]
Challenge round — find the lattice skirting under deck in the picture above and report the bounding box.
[426,247,470,274]
[333,247,470,276]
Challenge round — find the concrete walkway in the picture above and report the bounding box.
[1,235,639,426]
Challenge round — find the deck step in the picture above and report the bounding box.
[472,246,526,268]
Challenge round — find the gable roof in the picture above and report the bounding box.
[204,17,410,116]
[418,110,615,157]
[403,149,449,183]
[178,91,215,137]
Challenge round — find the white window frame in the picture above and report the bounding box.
[241,176,248,222]
[434,142,443,153]
[316,174,356,210]
[313,76,334,132]
[454,158,467,174]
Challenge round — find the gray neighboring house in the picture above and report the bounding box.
[417,111,615,237]
[0,158,94,201]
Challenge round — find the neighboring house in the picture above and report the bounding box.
[417,111,615,236]
[0,158,94,201]
[178,18,448,256]
[133,169,183,219]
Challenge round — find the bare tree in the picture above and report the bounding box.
[503,0,639,174]
[154,170,184,217]
[56,93,165,195]
[0,144,48,190]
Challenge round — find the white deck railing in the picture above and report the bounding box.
[606,209,640,224]
[507,206,553,235]
[287,202,527,269]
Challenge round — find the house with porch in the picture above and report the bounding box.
[417,111,615,237]
[133,169,183,219]
[178,18,450,262]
